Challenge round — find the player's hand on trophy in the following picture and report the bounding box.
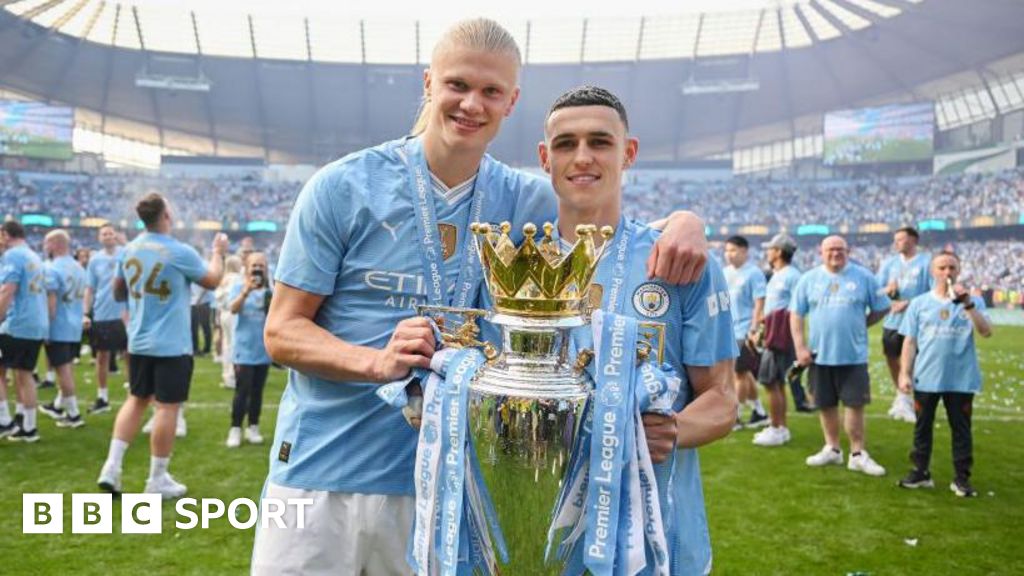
[647,210,708,285]
[795,345,813,368]
[898,372,913,395]
[403,381,424,429]
[211,232,230,256]
[372,317,437,382]
[642,413,678,464]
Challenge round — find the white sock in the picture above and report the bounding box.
[15,402,24,415]
[64,396,79,418]
[0,401,10,426]
[149,456,170,479]
[54,391,64,409]
[46,370,56,382]
[106,438,129,470]
[23,408,37,431]
[753,399,765,414]
[98,388,109,402]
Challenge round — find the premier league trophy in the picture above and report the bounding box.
[404,221,671,575]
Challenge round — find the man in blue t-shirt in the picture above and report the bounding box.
[97,193,228,499]
[723,235,767,429]
[876,226,932,423]
[38,230,88,429]
[753,233,806,447]
[791,235,891,477]
[897,251,992,497]
[251,19,711,576]
[539,85,737,575]
[84,223,128,415]
[0,220,49,442]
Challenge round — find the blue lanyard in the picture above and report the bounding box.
[404,137,487,308]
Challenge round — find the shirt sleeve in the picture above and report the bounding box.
[44,263,61,293]
[866,270,892,312]
[273,166,351,295]
[790,273,810,315]
[174,244,209,283]
[898,298,919,338]
[875,258,890,286]
[752,269,767,300]
[0,254,21,285]
[679,259,738,366]
[87,259,98,290]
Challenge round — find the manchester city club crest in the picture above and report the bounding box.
[940,309,950,320]
[633,283,670,318]
[830,282,839,294]
[437,223,458,260]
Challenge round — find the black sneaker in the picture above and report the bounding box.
[0,421,16,439]
[950,478,977,498]
[795,402,818,413]
[7,427,40,443]
[39,402,66,420]
[56,414,85,429]
[898,469,934,489]
[747,410,770,429]
[88,398,111,415]
[38,379,56,390]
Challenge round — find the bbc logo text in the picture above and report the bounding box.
[22,493,313,534]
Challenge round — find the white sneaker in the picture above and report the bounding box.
[141,414,154,434]
[848,451,887,477]
[176,412,187,438]
[220,380,236,389]
[97,462,122,494]
[226,426,242,448]
[145,473,187,500]
[806,445,844,467]
[895,404,917,424]
[245,425,264,444]
[753,426,790,447]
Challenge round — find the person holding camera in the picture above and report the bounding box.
[897,251,992,497]
[225,251,272,448]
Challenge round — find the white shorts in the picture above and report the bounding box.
[251,482,415,576]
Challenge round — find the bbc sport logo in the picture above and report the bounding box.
[22,493,313,534]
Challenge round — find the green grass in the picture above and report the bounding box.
[3,327,1023,574]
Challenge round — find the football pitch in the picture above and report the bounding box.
[3,326,1022,575]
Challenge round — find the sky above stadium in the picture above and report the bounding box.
[129,0,803,20]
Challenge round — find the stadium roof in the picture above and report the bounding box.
[1,0,914,63]
[1,0,1023,165]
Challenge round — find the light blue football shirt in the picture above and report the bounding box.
[567,219,737,576]
[268,136,556,495]
[876,251,932,330]
[790,263,891,366]
[764,265,801,315]
[230,281,271,366]
[118,232,209,357]
[0,244,49,340]
[899,292,986,394]
[87,247,126,322]
[723,260,767,340]
[45,255,87,343]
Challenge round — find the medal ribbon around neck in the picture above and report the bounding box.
[405,137,488,309]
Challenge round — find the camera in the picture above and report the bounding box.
[251,269,265,288]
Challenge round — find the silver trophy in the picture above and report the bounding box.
[418,221,661,574]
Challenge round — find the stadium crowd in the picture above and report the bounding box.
[624,167,1024,228]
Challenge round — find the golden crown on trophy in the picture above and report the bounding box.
[470,221,614,317]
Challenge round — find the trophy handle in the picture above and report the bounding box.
[415,304,499,360]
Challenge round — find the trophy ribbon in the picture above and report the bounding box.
[549,310,680,576]
[377,346,507,575]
